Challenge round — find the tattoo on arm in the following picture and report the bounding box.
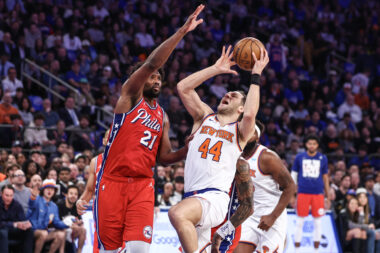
[230,159,254,228]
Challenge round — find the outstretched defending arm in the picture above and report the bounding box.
[211,157,254,253]
[177,46,238,126]
[257,151,295,231]
[115,4,205,114]
[238,47,269,148]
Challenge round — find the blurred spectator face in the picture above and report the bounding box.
[173,167,184,178]
[65,97,75,109]
[30,152,41,164]
[47,169,57,181]
[84,166,90,181]
[376,173,380,184]
[30,174,42,188]
[2,93,12,106]
[291,79,299,90]
[348,165,359,174]
[305,139,319,153]
[174,181,184,193]
[43,187,55,200]
[72,62,80,73]
[70,165,79,180]
[340,175,351,189]
[66,187,79,205]
[58,47,66,58]
[351,172,360,189]
[346,94,354,105]
[311,111,320,123]
[76,181,85,196]
[75,157,86,171]
[290,140,299,152]
[143,71,162,99]
[1,188,14,207]
[336,161,346,171]
[27,162,38,175]
[34,117,44,127]
[17,153,26,165]
[52,158,63,170]
[57,120,66,131]
[333,170,344,185]
[157,166,165,178]
[163,182,173,197]
[7,154,16,164]
[59,169,70,183]
[1,150,8,161]
[169,96,181,111]
[347,198,358,214]
[357,193,368,206]
[79,117,90,128]
[11,169,26,186]
[43,99,51,110]
[365,178,374,191]
[8,68,16,80]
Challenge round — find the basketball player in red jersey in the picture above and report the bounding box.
[94,5,205,253]
[76,129,109,253]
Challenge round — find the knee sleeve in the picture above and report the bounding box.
[313,217,322,242]
[121,240,150,253]
[295,217,305,243]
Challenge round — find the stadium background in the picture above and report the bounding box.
[0,0,379,252]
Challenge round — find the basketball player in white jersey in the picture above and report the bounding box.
[169,45,269,253]
[222,123,295,253]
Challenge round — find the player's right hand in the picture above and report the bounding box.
[76,199,88,215]
[211,233,222,253]
[251,46,269,75]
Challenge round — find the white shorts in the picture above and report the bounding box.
[239,214,287,253]
[189,191,230,253]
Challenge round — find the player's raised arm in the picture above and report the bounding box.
[238,46,269,146]
[177,45,238,124]
[116,4,204,113]
[257,151,295,231]
[77,157,96,215]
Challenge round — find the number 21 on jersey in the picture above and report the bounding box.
[140,130,157,150]
[198,138,223,162]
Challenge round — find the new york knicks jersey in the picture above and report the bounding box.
[184,114,242,193]
[99,98,164,180]
[246,145,285,219]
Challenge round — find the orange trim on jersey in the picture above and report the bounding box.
[235,123,242,152]
[199,242,211,253]
[273,245,279,253]
[239,240,257,247]
[257,148,270,176]
[192,113,216,134]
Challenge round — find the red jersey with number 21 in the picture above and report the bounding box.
[101,98,164,179]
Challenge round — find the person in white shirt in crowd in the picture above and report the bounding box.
[170,176,184,205]
[337,93,362,124]
[93,1,109,20]
[351,68,370,94]
[1,67,22,97]
[63,29,82,51]
[24,113,50,148]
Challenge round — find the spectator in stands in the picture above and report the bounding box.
[22,160,40,185]
[284,79,304,106]
[27,179,68,253]
[158,182,174,207]
[58,97,80,127]
[0,92,19,124]
[0,184,33,253]
[0,54,15,80]
[23,113,48,147]
[57,167,72,199]
[29,174,42,189]
[66,61,86,89]
[338,197,368,253]
[63,29,82,52]
[374,173,380,196]
[74,154,86,178]
[170,176,184,205]
[57,185,86,253]
[338,94,362,124]
[1,67,23,97]
[0,164,19,189]
[17,97,34,126]
[335,82,352,107]
[335,174,351,216]
[0,32,16,59]
[11,169,30,215]
[11,140,23,156]
[48,121,68,148]
[24,23,41,50]
[69,115,94,152]
[209,75,228,99]
[135,22,155,48]
[41,98,59,127]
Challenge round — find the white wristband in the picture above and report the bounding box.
[216,220,235,239]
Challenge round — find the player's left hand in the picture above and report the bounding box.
[211,233,222,253]
[181,4,204,33]
[258,214,276,231]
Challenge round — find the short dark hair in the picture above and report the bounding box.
[59,167,70,173]
[67,185,79,194]
[129,61,165,80]
[304,134,320,145]
[6,163,20,173]
[1,184,15,193]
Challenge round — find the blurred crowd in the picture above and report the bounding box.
[0,0,379,252]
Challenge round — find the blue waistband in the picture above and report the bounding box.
[184,188,227,198]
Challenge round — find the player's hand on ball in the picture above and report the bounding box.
[258,214,276,231]
[211,233,222,253]
[214,45,238,75]
[76,199,88,215]
[181,4,204,33]
[251,46,269,75]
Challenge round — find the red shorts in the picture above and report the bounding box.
[95,176,155,250]
[296,193,324,217]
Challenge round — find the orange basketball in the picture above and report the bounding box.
[233,37,265,71]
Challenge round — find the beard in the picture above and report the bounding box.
[143,88,160,99]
